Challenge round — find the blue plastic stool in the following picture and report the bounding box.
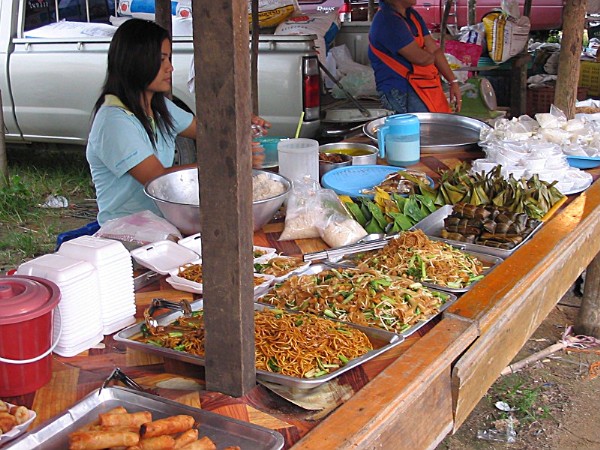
[55,220,100,251]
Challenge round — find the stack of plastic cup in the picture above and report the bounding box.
[277,138,319,183]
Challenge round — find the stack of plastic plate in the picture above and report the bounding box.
[57,236,136,335]
[17,253,104,357]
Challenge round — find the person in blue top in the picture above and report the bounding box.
[368,0,461,114]
[87,18,269,225]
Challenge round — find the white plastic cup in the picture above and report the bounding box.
[277,138,319,182]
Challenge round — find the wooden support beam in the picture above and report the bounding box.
[451,180,600,429]
[154,0,172,39]
[555,0,588,119]
[192,0,256,397]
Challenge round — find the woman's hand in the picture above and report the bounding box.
[449,82,462,112]
[251,114,271,137]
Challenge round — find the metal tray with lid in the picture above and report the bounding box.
[363,113,491,152]
[5,386,284,449]
[113,301,404,390]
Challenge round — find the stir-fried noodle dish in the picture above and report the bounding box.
[259,267,449,334]
[136,309,373,379]
[176,263,203,284]
[354,230,486,289]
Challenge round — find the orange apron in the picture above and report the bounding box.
[369,12,451,113]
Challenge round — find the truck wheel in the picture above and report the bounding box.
[174,136,197,165]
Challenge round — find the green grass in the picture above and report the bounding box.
[0,144,95,272]
[488,373,550,424]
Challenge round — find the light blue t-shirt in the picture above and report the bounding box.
[86,95,194,225]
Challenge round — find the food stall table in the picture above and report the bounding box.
[3,148,600,449]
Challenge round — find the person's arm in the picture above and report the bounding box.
[423,35,462,112]
[397,40,435,67]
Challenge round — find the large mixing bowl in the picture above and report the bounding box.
[144,168,290,235]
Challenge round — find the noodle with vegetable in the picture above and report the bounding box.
[259,267,449,333]
[354,230,485,289]
[135,309,372,378]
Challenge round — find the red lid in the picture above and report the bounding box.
[0,275,61,325]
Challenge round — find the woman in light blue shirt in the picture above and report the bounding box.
[87,18,268,225]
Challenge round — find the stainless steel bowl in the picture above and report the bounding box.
[319,153,352,180]
[319,142,378,165]
[144,168,291,235]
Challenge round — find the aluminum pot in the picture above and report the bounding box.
[319,142,378,165]
[144,168,291,235]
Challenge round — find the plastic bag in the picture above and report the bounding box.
[279,177,367,246]
[94,210,182,246]
[249,0,299,28]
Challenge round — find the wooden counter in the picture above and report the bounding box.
[3,149,600,450]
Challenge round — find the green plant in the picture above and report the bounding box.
[490,374,550,424]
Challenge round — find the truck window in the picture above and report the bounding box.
[24,0,114,31]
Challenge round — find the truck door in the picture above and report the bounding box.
[8,0,113,145]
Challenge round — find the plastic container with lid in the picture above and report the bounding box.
[0,275,61,396]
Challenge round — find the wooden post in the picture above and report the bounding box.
[0,90,8,188]
[440,0,454,48]
[368,0,376,21]
[250,0,259,113]
[555,0,588,119]
[575,253,600,338]
[154,0,172,40]
[192,0,256,396]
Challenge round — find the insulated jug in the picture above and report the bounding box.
[377,114,420,166]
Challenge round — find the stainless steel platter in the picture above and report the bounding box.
[413,205,544,259]
[304,237,502,294]
[261,263,458,338]
[5,387,284,450]
[113,301,404,390]
[363,112,491,152]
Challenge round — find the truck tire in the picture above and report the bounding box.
[174,136,197,166]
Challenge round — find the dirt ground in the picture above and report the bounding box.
[437,288,600,450]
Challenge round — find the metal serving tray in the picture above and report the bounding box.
[363,113,491,152]
[321,242,503,294]
[267,263,458,338]
[5,386,284,450]
[413,205,543,259]
[113,301,404,390]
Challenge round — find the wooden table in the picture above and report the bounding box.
[4,149,600,450]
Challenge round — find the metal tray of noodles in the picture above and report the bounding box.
[326,239,503,294]
[5,386,284,450]
[363,113,491,152]
[263,263,458,338]
[413,205,543,259]
[113,301,404,390]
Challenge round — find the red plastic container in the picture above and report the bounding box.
[0,275,61,396]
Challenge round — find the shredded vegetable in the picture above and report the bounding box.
[354,230,486,289]
[258,267,449,333]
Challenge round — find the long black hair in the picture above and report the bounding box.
[92,19,175,148]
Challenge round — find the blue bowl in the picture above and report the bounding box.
[254,136,286,168]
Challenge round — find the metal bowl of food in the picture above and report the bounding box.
[319,142,378,165]
[319,153,352,180]
[145,168,291,235]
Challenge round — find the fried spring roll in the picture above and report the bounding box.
[0,412,17,433]
[68,430,140,450]
[140,415,194,438]
[179,436,217,450]
[135,435,176,450]
[100,411,152,428]
[174,429,199,449]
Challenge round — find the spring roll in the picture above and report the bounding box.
[135,435,176,450]
[0,412,17,433]
[140,415,194,438]
[69,430,140,450]
[179,436,217,450]
[100,411,152,428]
[173,429,199,449]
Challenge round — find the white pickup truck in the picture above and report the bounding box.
[0,0,324,159]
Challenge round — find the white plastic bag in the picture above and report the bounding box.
[94,210,182,246]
